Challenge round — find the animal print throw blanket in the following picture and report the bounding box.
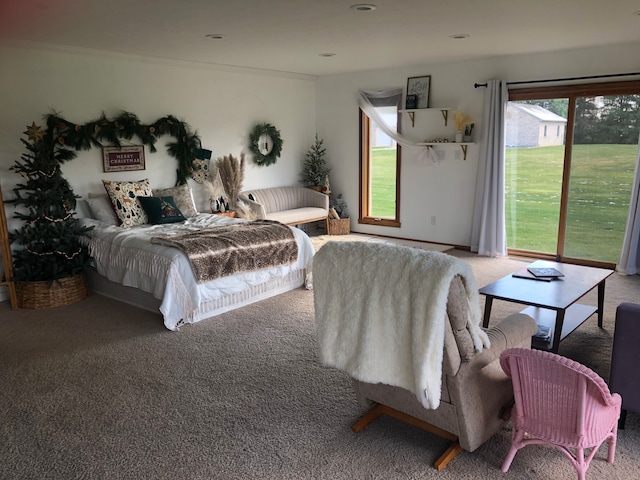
[151,219,298,283]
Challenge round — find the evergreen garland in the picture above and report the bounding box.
[42,111,201,185]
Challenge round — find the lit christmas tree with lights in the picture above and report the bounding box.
[9,122,92,282]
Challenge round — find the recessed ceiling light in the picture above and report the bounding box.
[319,53,336,57]
[449,33,470,40]
[350,4,377,12]
[205,34,226,40]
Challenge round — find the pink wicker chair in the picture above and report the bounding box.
[499,348,621,480]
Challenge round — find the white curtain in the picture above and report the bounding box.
[618,135,640,274]
[470,80,508,257]
[358,89,438,163]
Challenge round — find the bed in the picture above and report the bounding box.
[81,213,314,330]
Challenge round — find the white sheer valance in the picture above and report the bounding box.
[358,89,437,163]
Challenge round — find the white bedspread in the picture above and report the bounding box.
[313,242,489,409]
[82,214,314,330]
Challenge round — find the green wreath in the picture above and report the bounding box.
[249,123,283,166]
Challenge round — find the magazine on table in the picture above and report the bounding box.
[512,267,553,282]
[527,267,564,278]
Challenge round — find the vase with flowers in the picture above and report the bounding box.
[452,111,473,143]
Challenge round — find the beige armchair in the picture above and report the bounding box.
[313,242,537,469]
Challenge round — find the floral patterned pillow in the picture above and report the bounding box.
[102,179,153,228]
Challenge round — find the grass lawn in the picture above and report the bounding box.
[371,144,637,263]
[506,144,637,263]
[370,147,397,217]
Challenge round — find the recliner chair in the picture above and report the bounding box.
[313,242,538,469]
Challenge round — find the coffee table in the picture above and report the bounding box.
[479,260,614,353]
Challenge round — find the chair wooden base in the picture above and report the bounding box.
[352,403,464,470]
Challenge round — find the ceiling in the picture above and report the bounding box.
[2,0,640,77]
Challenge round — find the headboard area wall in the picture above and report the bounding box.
[0,44,318,233]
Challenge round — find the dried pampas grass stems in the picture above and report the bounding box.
[216,153,245,210]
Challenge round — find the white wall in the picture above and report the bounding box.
[2,40,640,301]
[0,44,316,301]
[0,45,317,219]
[316,41,640,247]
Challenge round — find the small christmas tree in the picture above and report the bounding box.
[300,134,331,187]
[9,122,92,282]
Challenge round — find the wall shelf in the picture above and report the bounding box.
[417,142,475,160]
[399,107,452,127]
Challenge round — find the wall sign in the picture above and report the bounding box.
[406,75,431,109]
[102,145,146,172]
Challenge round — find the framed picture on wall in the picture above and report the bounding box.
[406,75,431,109]
[102,145,146,172]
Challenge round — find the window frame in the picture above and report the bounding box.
[507,79,640,268]
[358,109,401,227]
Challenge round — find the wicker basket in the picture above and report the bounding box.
[16,273,89,309]
[327,217,350,235]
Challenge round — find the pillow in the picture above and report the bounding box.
[102,179,153,228]
[152,184,198,218]
[138,196,186,224]
[86,195,118,225]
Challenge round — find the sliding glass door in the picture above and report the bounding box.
[506,82,640,266]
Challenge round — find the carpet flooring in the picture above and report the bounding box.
[1,249,639,479]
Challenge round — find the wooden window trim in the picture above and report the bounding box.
[358,109,401,227]
[509,80,640,101]
[507,79,640,267]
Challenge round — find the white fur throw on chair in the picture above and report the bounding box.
[313,242,490,409]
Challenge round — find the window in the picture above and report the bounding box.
[506,81,640,266]
[359,105,401,227]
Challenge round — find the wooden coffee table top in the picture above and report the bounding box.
[479,260,613,310]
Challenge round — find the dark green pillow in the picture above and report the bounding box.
[138,196,186,224]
